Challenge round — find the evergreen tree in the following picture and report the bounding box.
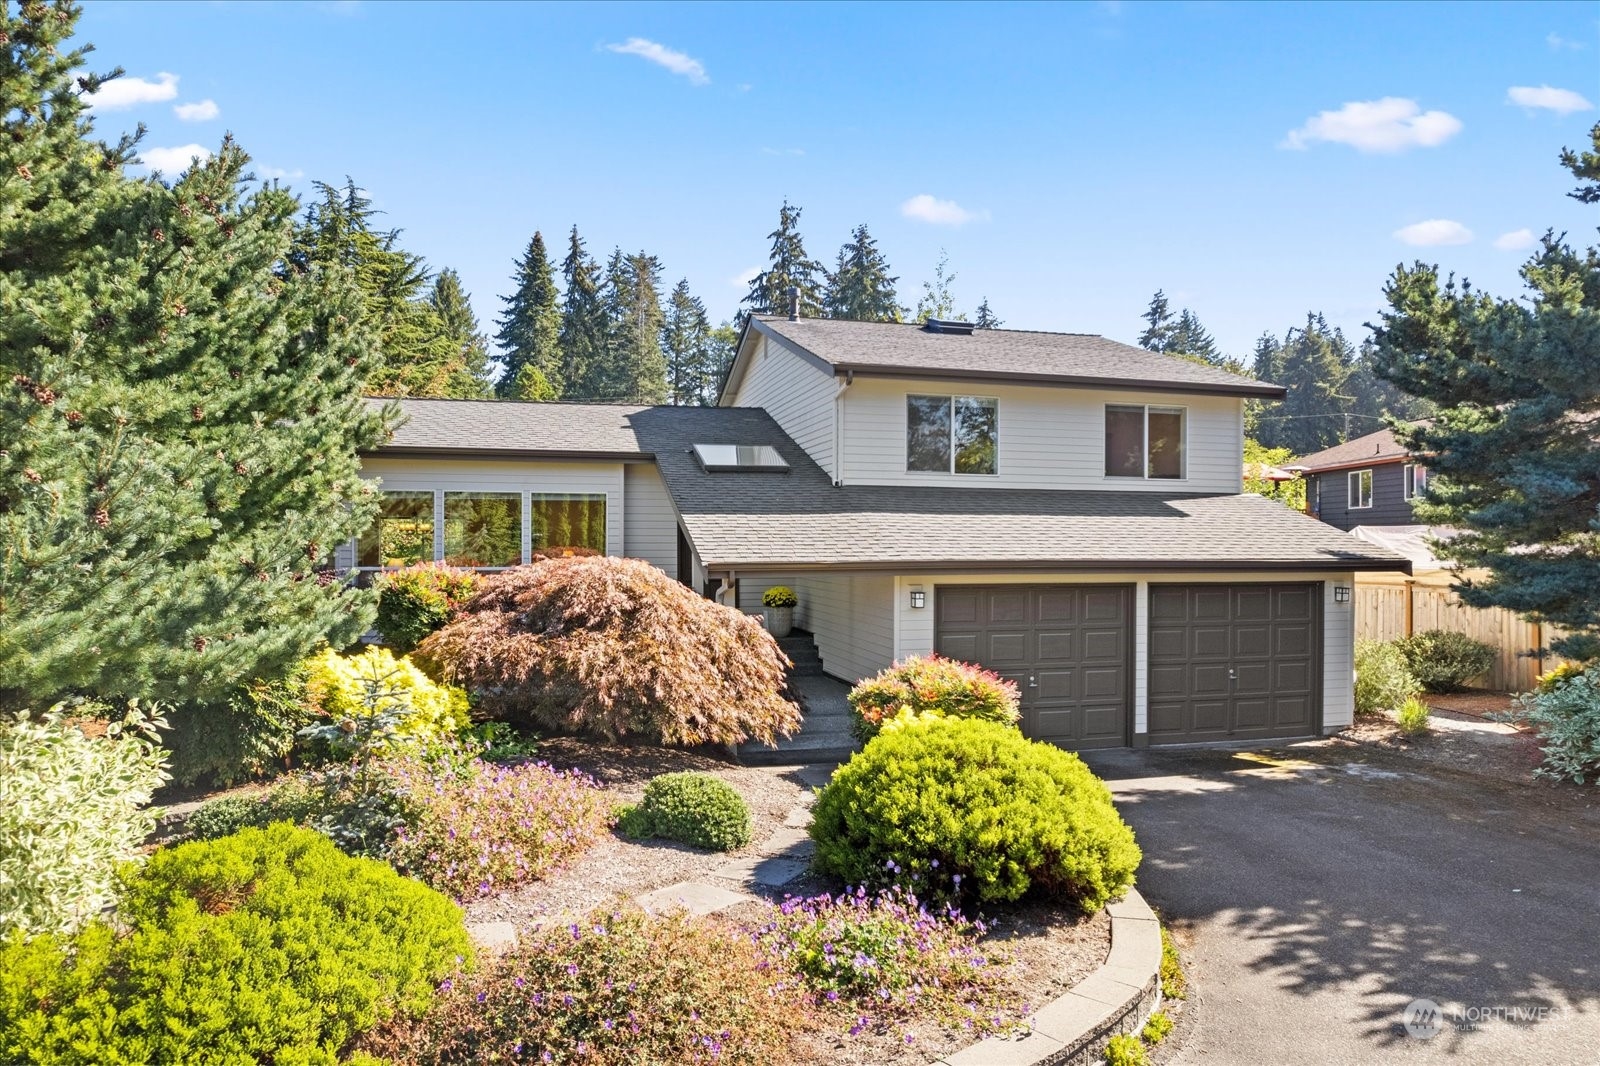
[707,321,739,404]
[428,269,491,396]
[1138,290,1178,351]
[1169,309,1223,365]
[1372,123,1600,656]
[557,226,606,399]
[662,279,721,405]
[494,230,562,398]
[1250,332,1284,381]
[598,250,668,403]
[741,200,826,320]
[974,298,1003,330]
[825,224,901,321]
[1261,313,1359,455]
[913,251,962,322]
[0,3,387,708]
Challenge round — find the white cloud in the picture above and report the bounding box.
[900,193,988,226]
[88,71,179,111]
[761,146,805,156]
[1493,228,1537,251]
[1507,84,1594,115]
[136,144,212,174]
[1282,97,1462,153]
[259,165,305,181]
[1394,219,1474,247]
[604,38,709,85]
[1547,32,1587,51]
[173,99,219,122]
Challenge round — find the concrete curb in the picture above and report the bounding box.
[932,888,1163,1066]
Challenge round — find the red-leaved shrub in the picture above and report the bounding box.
[415,557,801,747]
[848,655,1020,742]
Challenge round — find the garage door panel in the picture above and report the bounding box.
[1193,588,1231,621]
[1149,587,1189,621]
[1275,660,1312,691]
[1276,586,1316,619]
[1192,626,1232,658]
[1276,625,1312,656]
[987,591,1027,623]
[1036,589,1078,623]
[1272,696,1312,729]
[1233,697,1270,731]
[1083,590,1125,621]
[1148,663,1188,698]
[938,589,981,625]
[1082,666,1122,698]
[1191,699,1229,733]
[1233,625,1273,658]
[1036,668,1075,700]
[1147,701,1188,736]
[987,632,1028,663]
[1234,588,1273,621]
[938,634,978,662]
[1234,662,1271,694]
[1191,663,1232,695]
[1082,628,1123,661]
[1149,627,1187,659]
[1036,630,1076,661]
[1082,704,1125,742]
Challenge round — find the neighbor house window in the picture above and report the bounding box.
[531,493,607,555]
[357,490,434,568]
[1348,469,1373,509]
[444,492,522,568]
[1105,404,1186,479]
[907,395,998,475]
[1403,463,1424,500]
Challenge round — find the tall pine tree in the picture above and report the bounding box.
[662,280,721,405]
[1372,123,1600,656]
[428,269,491,397]
[974,298,1003,330]
[495,230,562,399]
[741,200,825,321]
[595,250,667,403]
[0,3,388,708]
[557,226,606,399]
[1259,313,1359,455]
[1138,290,1178,350]
[825,224,901,321]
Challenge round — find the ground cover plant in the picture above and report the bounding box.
[848,655,1020,742]
[616,771,752,851]
[416,556,800,747]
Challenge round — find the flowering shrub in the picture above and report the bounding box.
[416,557,801,747]
[375,563,482,654]
[1537,660,1588,693]
[387,757,612,900]
[617,772,752,851]
[754,887,1023,1039]
[303,645,471,757]
[0,824,469,1065]
[0,703,169,937]
[1506,667,1600,783]
[361,906,806,1065]
[812,717,1141,911]
[848,655,1019,742]
[761,585,798,609]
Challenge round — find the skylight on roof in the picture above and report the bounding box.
[692,443,789,472]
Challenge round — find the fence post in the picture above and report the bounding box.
[1404,579,1414,637]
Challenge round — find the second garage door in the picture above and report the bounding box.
[1147,583,1322,744]
[934,585,1132,749]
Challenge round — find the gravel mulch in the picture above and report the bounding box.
[1335,694,1550,787]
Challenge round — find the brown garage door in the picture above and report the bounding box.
[934,585,1132,749]
[1147,583,1321,744]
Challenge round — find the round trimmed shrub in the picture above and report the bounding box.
[621,771,752,851]
[374,562,482,654]
[1395,629,1496,692]
[1354,639,1421,714]
[848,655,1020,742]
[0,824,471,1065]
[415,556,801,747]
[811,717,1141,912]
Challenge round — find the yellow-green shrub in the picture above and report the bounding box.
[305,646,469,754]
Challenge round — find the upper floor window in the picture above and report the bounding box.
[1348,469,1373,509]
[1105,404,1186,479]
[907,395,998,475]
[1403,463,1425,500]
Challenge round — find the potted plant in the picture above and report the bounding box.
[761,586,798,638]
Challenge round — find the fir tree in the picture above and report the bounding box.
[662,279,720,405]
[974,298,1003,330]
[741,200,826,320]
[0,3,388,708]
[1263,313,1359,455]
[557,226,606,399]
[1169,309,1223,365]
[1372,123,1600,656]
[494,230,562,398]
[707,321,739,404]
[428,269,491,396]
[825,224,901,321]
[1138,290,1178,351]
[598,250,668,403]
[912,251,963,323]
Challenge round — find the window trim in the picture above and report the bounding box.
[905,393,1001,476]
[1103,403,1189,481]
[351,487,610,571]
[1348,468,1374,509]
[1402,462,1423,501]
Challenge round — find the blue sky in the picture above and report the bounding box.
[79,0,1599,361]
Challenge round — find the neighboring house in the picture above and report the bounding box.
[346,314,1409,751]
[1292,426,1428,531]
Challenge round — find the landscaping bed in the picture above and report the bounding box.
[1338,697,1549,786]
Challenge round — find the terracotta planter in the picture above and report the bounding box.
[762,605,794,638]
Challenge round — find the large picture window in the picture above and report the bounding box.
[357,491,434,568]
[907,395,998,475]
[532,493,607,554]
[1105,404,1186,479]
[1349,469,1373,509]
[444,492,522,568]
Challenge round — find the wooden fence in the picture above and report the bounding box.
[1355,573,1564,692]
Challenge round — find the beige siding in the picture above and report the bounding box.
[892,570,1355,736]
[622,462,678,578]
[740,571,896,683]
[841,376,1244,493]
[726,335,838,478]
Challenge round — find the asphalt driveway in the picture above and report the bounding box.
[1081,743,1600,1065]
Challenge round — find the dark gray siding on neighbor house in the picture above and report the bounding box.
[1310,461,1415,531]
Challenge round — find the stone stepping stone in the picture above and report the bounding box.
[711,855,809,887]
[761,826,814,857]
[783,805,813,829]
[637,880,755,917]
[465,920,519,954]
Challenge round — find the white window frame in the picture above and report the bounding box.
[351,488,610,572]
[1402,463,1423,500]
[1348,468,1374,509]
[1104,403,1189,481]
[905,394,1001,476]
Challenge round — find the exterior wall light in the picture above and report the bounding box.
[1334,585,1351,604]
[909,586,927,609]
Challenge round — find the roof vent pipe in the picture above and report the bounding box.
[786,285,800,321]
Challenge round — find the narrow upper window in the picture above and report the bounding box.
[1402,463,1424,500]
[1349,468,1373,509]
[907,395,998,475]
[1105,404,1186,479]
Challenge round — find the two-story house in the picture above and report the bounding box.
[346,313,1408,751]
[1293,427,1427,532]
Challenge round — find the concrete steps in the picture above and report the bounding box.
[740,630,859,766]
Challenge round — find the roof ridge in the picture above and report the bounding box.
[756,314,1103,339]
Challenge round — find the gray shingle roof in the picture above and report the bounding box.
[1292,427,1410,472]
[366,398,655,457]
[750,316,1285,399]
